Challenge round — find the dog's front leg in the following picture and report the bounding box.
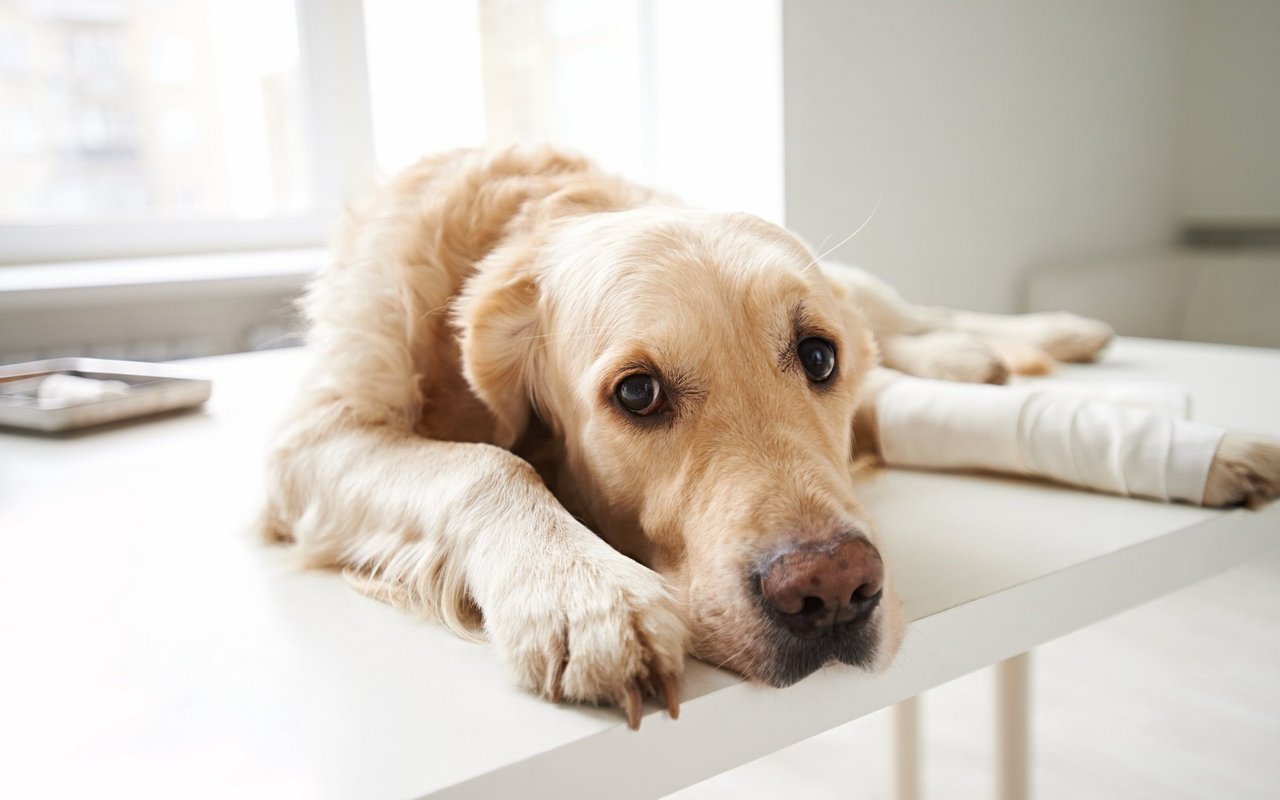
[267,425,688,727]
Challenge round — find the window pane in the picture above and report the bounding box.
[362,0,783,223]
[363,0,644,179]
[0,0,310,224]
[362,0,487,172]
[477,0,645,178]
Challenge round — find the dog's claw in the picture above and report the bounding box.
[623,681,643,730]
[661,674,680,720]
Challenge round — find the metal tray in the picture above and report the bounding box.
[0,358,212,432]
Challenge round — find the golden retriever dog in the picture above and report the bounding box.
[263,147,1280,729]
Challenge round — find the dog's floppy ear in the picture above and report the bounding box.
[454,243,542,449]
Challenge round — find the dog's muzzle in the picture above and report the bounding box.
[751,534,885,685]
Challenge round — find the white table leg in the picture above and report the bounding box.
[996,652,1032,800]
[893,694,922,800]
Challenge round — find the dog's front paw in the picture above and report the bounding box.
[1203,434,1280,509]
[485,552,689,729]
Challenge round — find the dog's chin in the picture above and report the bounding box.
[710,617,883,688]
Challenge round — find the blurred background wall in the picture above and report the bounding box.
[783,0,1280,317]
[1180,1,1280,224]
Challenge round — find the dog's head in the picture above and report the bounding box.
[457,206,904,686]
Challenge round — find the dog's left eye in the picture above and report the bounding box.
[616,373,664,416]
[798,337,837,382]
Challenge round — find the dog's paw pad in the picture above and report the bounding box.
[1029,312,1115,363]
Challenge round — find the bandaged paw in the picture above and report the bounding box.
[875,374,1225,504]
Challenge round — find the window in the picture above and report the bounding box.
[1,0,782,264]
[364,0,646,179]
[0,0,309,225]
[365,0,782,222]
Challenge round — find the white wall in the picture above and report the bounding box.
[782,1,1189,313]
[1179,1,1280,223]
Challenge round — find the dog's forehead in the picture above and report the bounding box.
[541,209,846,387]
[545,208,826,329]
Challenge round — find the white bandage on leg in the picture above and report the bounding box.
[875,374,1225,504]
[1006,378,1192,418]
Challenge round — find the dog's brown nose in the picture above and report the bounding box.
[759,537,884,637]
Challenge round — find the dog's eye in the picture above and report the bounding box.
[798,337,836,382]
[616,373,664,415]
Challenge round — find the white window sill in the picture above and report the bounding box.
[0,249,325,363]
[0,248,324,312]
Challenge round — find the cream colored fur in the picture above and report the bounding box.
[264,146,1280,728]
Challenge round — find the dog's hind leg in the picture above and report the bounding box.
[821,262,1013,382]
[821,261,1113,381]
[932,309,1114,364]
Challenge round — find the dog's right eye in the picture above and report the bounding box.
[616,374,664,416]
[798,337,837,383]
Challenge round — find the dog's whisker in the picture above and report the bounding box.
[902,651,927,681]
[520,326,613,345]
[805,196,882,268]
[908,626,942,660]
[417,302,452,322]
[699,635,756,673]
[519,325,611,340]
[811,232,836,259]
